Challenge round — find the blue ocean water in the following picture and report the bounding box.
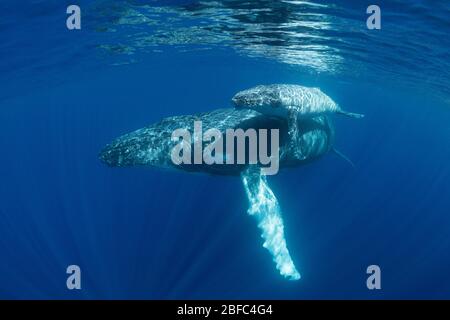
[0,0,449,299]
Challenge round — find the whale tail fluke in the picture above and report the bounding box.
[332,148,355,168]
[241,166,301,281]
[337,110,365,119]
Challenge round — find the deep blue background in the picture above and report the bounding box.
[0,1,449,299]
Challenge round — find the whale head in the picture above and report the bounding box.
[232,88,262,109]
[232,85,284,117]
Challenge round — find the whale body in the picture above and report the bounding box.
[100,108,334,174]
[99,107,335,280]
[232,84,364,119]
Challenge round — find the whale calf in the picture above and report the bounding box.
[100,108,335,280]
[232,84,363,160]
[232,84,364,119]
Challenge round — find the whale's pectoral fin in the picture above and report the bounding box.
[287,108,304,160]
[241,165,301,280]
[337,110,365,119]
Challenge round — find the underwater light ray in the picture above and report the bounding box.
[241,166,300,280]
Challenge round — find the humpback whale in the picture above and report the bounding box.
[100,108,335,280]
[232,84,364,119]
[232,84,363,160]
